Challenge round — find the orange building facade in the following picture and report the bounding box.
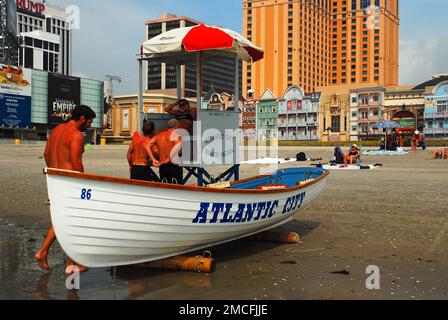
[242,0,399,98]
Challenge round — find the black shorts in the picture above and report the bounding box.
[159,163,183,185]
[131,165,159,182]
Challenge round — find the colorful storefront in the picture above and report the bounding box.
[256,89,278,141]
[278,85,320,141]
[424,81,448,138]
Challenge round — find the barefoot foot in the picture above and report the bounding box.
[35,252,50,270]
[65,264,89,274]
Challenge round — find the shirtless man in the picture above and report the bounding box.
[35,105,96,273]
[164,99,197,132]
[433,148,448,160]
[146,119,184,184]
[411,131,420,152]
[127,120,159,182]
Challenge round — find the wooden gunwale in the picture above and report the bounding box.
[45,168,329,195]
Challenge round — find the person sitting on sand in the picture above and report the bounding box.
[418,132,427,150]
[433,148,448,160]
[345,145,361,165]
[411,131,420,152]
[334,146,345,164]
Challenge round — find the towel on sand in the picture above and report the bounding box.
[322,164,380,170]
[362,149,409,156]
[241,158,305,165]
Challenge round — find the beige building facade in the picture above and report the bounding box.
[318,84,378,141]
[318,83,427,142]
[103,93,195,142]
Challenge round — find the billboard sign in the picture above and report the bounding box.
[48,73,81,128]
[16,0,46,15]
[0,65,32,127]
[103,79,113,129]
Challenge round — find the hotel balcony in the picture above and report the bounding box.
[424,112,448,119]
[424,128,448,135]
[358,116,380,123]
[358,101,381,109]
[298,134,318,141]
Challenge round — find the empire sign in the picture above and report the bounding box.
[16,0,46,14]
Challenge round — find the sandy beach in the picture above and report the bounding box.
[0,144,447,300]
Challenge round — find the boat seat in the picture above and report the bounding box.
[206,181,231,189]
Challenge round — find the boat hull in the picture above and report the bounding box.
[46,169,328,268]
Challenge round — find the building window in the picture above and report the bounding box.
[331,116,341,132]
[122,109,130,130]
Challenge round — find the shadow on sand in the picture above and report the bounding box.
[33,219,320,300]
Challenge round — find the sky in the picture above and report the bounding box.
[54,0,448,95]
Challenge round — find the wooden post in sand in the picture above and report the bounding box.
[247,231,302,244]
[136,255,216,273]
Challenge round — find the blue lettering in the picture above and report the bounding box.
[254,202,267,221]
[232,204,246,223]
[210,203,225,224]
[195,198,305,225]
[261,201,272,220]
[220,204,235,223]
[268,201,279,218]
[242,203,258,223]
[282,197,292,214]
[297,193,306,209]
[193,203,209,224]
[282,193,307,216]
[291,194,302,211]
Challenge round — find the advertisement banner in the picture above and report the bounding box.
[287,101,292,111]
[297,100,302,110]
[48,73,81,128]
[103,79,113,129]
[0,65,32,127]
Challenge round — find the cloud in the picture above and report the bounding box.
[54,0,162,95]
[48,0,244,96]
[399,33,448,86]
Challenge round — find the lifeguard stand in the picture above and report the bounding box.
[137,51,241,186]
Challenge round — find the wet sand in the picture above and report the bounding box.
[1,144,448,300]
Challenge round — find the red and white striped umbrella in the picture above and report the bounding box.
[142,24,264,62]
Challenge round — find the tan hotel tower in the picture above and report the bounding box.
[242,0,399,98]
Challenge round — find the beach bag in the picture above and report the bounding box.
[296,152,307,162]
